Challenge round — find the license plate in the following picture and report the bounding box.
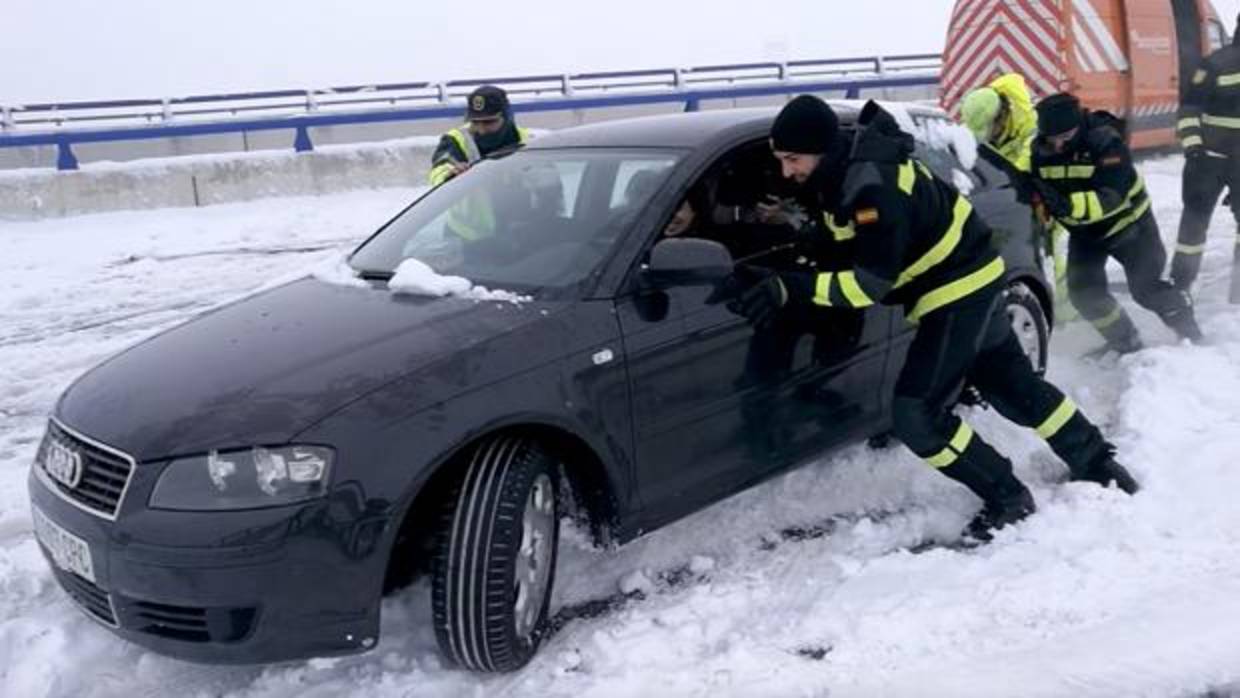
[32,506,96,583]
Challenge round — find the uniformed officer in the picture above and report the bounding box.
[1032,93,1203,352]
[724,95,1138,541]
[427,85,530,187]
[1174,13,1240,302]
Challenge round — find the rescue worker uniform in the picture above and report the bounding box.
[427,85,531,241]
[1031,93,1202,352]
[731,96,1138,540]
[1174,16,1240,302]
[962,73,1074,322]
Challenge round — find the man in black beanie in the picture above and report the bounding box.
[723,94,1138,541]
[1174,12,1240,303]
[1031,92,1202,353]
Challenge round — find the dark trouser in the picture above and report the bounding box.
[1067,212,1196,348]
[892,286,1113,505]
[1175,153,1240,293]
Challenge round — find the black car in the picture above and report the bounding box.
[27,102,1053,672]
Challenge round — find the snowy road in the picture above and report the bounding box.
[4,157,1240,697]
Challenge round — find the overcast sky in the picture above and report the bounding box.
[2,0,1237,104]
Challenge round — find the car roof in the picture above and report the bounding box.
[523,100,947,150]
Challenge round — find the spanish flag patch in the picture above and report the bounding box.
[1101,155,1122,166]
[855,208,880,225]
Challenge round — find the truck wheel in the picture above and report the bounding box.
[1006,281,1049,375]
[432,437,559,672]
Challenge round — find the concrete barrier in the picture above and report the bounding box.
[0,138,437,220]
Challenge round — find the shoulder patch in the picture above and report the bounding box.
[1100,154,1123,166]
[855,208,880,225]
[1193,69,1207,85]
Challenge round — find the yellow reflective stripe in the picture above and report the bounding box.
[1178,117,1202,131]
[1176,242,1206,255]
[1070,191,1103,220]
[1039,165,1093,179]
[1182,135,1204,148]
[898,161,916,194]
[517,126,531,144]
[838,271,874,306]
[813,272,834,306]
[1103,197,1152,238]
[1217,73,1240,87]
[908,256,1006,321]
[1202,114,1240,129]
[925,422,974,468]
[895,196,972,289]
[428,162,456,186]
[1091,303,1123,329]
[825,213,856,241]
[1035,397,1078,439]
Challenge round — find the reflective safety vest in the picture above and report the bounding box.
[427,125,531,240]
[813,157,1005,322]
[1178,41,1240,156]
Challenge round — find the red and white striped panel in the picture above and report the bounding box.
[1070,0,1129,73]
[941,0,1067,117]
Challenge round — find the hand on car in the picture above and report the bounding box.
[1032,180,1072,218]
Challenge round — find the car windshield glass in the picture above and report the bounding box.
[349,148,683,291]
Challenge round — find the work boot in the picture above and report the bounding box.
[1072,455,1140,495]
[964,484,1036,542]
[1162,305,1204,344]
[1109,335,1144,354]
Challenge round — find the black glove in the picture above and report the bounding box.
[1006,170,1038,206]
[1032,180,1072,218]
[731,266,788,328]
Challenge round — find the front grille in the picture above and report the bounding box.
[37,420,135,519]
[52,567,118,626]
[118,599,257,644]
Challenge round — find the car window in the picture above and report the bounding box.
[609,159,678,210]
[349,148,684,292]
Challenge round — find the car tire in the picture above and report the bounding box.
[1005,281,1049,375]
[432,436,560,673]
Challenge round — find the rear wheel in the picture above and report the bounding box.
[432,437,559,672]
[1005,281,1049,375]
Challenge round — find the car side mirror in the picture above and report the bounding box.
[640,238,734,289]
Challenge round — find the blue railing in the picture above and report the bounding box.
[0,54,941,170]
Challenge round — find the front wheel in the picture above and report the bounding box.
[1005,281,1049,375]
[432,437,560,672]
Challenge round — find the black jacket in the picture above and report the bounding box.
[1031,110,1150,241]
[796,101,1002,321]
[1178,38,1240,155]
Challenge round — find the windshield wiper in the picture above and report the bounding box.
[355,269,394,281]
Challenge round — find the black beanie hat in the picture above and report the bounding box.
[771,95,840,154]
[1036,93,1083,137]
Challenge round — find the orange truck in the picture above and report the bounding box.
[941,0,1229,149]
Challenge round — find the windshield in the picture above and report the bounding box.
[349,148,684,292]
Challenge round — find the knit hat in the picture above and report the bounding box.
[771,95,840,154]
[1036,93,1083,137]
[961,87,1002,141]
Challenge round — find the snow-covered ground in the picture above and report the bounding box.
[3,157,1240,698]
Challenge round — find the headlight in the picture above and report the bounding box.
[149,445,333,511]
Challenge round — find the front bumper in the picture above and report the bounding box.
[28,463,393,664]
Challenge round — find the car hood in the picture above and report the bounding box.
[56,277,560,461]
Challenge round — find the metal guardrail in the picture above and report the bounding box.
[0,54,941,170]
